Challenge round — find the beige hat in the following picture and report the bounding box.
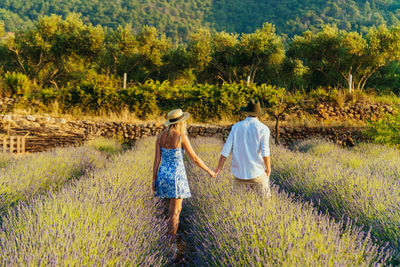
[165,109,190,126]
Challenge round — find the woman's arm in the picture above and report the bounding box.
[181,134,216,177]
[152,135,162,191]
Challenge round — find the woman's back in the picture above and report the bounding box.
[158,129,182,149]
[156,129,191,199]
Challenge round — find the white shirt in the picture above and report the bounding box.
[221,117,270,179]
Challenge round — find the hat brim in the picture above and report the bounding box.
[240,106,266,117]
[165,112,190,126]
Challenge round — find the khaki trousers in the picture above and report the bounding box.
[233,172,271,198]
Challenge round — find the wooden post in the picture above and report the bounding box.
[123,73,127,89]
[17,136,21,154]
[349,74,353,93]
[22,136,26,153]
[9,136,15,153]
[3,137,7,153]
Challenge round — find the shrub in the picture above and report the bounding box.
[365,113,400,147]
[119,80,161,119]
[60,74,121,114]
[3,72,32,97]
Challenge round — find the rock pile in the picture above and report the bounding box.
[315,103,394,121]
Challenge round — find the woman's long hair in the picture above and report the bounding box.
[167,121,187,135]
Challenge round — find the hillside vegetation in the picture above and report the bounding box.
[1,0,400,40]
[0,12,399,146]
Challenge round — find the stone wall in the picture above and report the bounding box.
[67,120,365,147]
[314,103,394,121]
[0,114,369,153]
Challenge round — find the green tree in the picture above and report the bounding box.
[261,86,302,144]
[101,25,139,77]
[2,14,105,88]
[288,24,400,91]
[209,31,239,83]
[159,46,194,84]
[237,23,285,84]
[101,25,170,83]
[187,28,212,73]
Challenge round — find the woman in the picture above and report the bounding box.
[152,109,215,244]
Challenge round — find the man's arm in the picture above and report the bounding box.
[215,127,234,176]
[261,128,271,177]
[263,156,271,177]
[214,155,227,176]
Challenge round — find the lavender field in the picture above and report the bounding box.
[0,138,170,265]
[0,137,396,265]
[0,143,111,216]
[184,138,393,266]
[273,140,400,262]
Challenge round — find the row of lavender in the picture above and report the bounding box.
[183,138,392,265]
[0,138,170,265]
[272,140,400,263]
[0,138,124,216]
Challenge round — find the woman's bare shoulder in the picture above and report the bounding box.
[156,130,166,142]
[180,133,190,143]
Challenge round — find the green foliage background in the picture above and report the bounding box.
[1,0,400,40]
[365,113,400,147]
[33,79,284,121]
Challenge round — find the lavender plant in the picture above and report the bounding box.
[0,152,15,168]
[0,138,170,266]
[0,139,119,215]
[183,138,391,266]
[292,139,400,178]
[276,139,400,261]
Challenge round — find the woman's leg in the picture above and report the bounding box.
[168,198,183,242]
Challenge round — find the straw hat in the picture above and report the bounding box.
[240,99,266,117]
[165,109,190,126]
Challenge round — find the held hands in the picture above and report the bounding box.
[214,167,222,177]
[207,168,217,178]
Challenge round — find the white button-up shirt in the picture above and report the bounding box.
[221,117,270,179]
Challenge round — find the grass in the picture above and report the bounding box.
[86,137,124,155]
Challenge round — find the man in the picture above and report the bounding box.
[214,99,271,197]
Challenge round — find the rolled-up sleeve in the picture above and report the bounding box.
[221,128,234,157]
[260,128,270,157]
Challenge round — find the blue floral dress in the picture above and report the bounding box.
[155,147,191,199]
